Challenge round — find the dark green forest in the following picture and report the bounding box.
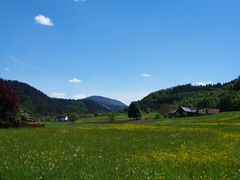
[2,79,109,117]
[140,77,240,112]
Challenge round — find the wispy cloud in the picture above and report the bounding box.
[51,92,66,99]
[194,81,215,86]
[6,55,39,70]
[69,78,82,83]
[7,55,18,63]
[35,15,54,27]
[4,67,10,71]
[142,73,152,78]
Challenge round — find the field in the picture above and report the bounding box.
[0,112,240,179]
[78,112,158,122]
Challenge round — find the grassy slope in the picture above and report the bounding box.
[0,112,240,179]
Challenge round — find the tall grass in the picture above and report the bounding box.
[0,112,240,179]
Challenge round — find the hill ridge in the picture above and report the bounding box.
[86,96,128,112]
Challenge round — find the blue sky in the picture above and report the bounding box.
[0,0,240,104]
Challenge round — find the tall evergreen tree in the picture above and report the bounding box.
[128,101,142,120]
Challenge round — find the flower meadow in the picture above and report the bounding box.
[0,112,240,179]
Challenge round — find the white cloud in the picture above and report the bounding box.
[35,15,54,27]
[51,92,66,99]
[142,73,152,78]
[195,81,215,86]
[72,93,87,100]
[69,78,82,83]
[4,67,10,71]
[50,92,87,100]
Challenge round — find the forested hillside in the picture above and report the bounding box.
[1,79,109,116]
[140,78,240,112]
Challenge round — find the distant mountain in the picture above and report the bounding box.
[1,79,109,116]
[86,96,128,112]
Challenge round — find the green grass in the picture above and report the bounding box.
[0,112,240,179]
[78,112,158,122]
[78,113,129,122]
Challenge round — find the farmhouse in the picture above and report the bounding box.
[56,114,69,122]
[169,107,220,118]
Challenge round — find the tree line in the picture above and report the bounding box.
[140,77,240,112]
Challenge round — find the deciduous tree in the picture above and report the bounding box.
[68,112,79,123]
[0,80,20,127]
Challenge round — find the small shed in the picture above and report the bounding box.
[207,109,220,115]
[197,108,220,115]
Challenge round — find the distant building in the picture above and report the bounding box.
[56,114,69,122]
[168,107,220,118]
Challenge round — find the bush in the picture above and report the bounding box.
[68,112,79,123]
[0,80,20,127]
[155,114,164,120]
[43,116,55,122]
[109,113,116,123]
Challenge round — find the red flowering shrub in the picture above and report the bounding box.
[0,80,20,127]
